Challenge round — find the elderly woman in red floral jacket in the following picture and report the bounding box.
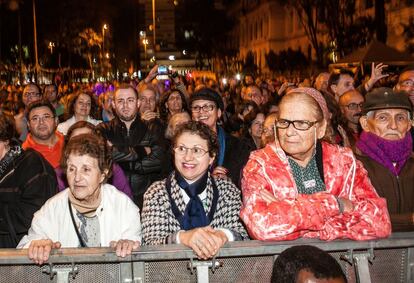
[240,87,391,241]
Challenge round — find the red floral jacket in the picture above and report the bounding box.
[240,142,391,241]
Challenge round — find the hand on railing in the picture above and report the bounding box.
[110,240,140,258]
[28,239,61,265]
[179,226,228,260]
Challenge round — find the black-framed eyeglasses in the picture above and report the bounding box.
[343,102,363,111]
[173,145,209,158]
[275,119,320,131]
[191,104,215,113]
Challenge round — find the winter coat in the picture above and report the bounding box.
[240,142,391,241]
[141,172,249,245]
[0,149,57,248]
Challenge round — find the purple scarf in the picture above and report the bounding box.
[356,131,412,176]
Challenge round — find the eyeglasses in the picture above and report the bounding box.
[173,145,209,158]
[29,114,55,124]
[23,92,41,99]
[343,102,363,111]
[275,119,320,131]
[191,104,215,113]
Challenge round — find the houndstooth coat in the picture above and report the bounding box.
[141,172,249,245]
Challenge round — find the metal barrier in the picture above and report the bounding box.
[0,232,414,283]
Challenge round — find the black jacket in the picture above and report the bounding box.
[97,116,165,209]
[0,148,57,248]
[222,131,251,188]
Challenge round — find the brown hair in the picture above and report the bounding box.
[172,121,218,158]
[61,133,112,181]
[66,90,99,119]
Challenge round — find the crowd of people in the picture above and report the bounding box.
[0,63,413,276]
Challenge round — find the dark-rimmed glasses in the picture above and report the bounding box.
[275,119,320,131]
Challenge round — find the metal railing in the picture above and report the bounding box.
[1,232,414,283]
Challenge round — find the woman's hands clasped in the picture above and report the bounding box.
[179,226,228,260]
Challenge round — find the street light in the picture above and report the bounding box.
[142,38,149,68]
[102,24,108,55]
[48,41,55,54]
[102,24,108,78]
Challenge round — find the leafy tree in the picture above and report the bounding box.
[74,28,102,72]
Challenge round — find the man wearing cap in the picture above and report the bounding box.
[356,87,414,231]
[190,88,250,187]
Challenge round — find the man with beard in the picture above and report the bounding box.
[97,84,164,209]
[22,101,64,168]
[356,88,414,231]
[338,89,364,146]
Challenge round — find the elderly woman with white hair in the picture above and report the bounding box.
[241,87,391,241]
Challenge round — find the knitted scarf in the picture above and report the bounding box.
[68,186,102,217]
[356,131,412,176]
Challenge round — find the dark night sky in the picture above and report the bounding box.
[0,0,142,69]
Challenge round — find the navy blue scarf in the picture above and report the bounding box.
[176,171,209,230]
[166,171,219,231]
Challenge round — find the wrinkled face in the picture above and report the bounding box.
[332,74,355,97]
[113,88,139,122]
[166,91,183,114]
[67,153,105,203]
[277,99,326,162]
[22,84,41,106]
[191,99,221,131]
[339,91,364,125]
[250,113,265,138]
[397,71,414,104]
[360,109,411,141]
[314,73,330,92]
[74,94,92,118]
[139,89,157,113]
[174,132,214,181]
[28,106,57,140]
[44,85,57,103]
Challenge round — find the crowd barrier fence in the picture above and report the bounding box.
[1,232,414,283]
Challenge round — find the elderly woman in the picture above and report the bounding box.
[54,121,133,199]
[18,134,141,264]
[142,121,248,259]
[241,87,391,241]
[0,114,57,248]
[57,91,102,135]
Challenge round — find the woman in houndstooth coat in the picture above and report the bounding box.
[141,121,248,260]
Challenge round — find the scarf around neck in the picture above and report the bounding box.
[176,171,209,230]
[356,131,412,176]
[68,186,102,217]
